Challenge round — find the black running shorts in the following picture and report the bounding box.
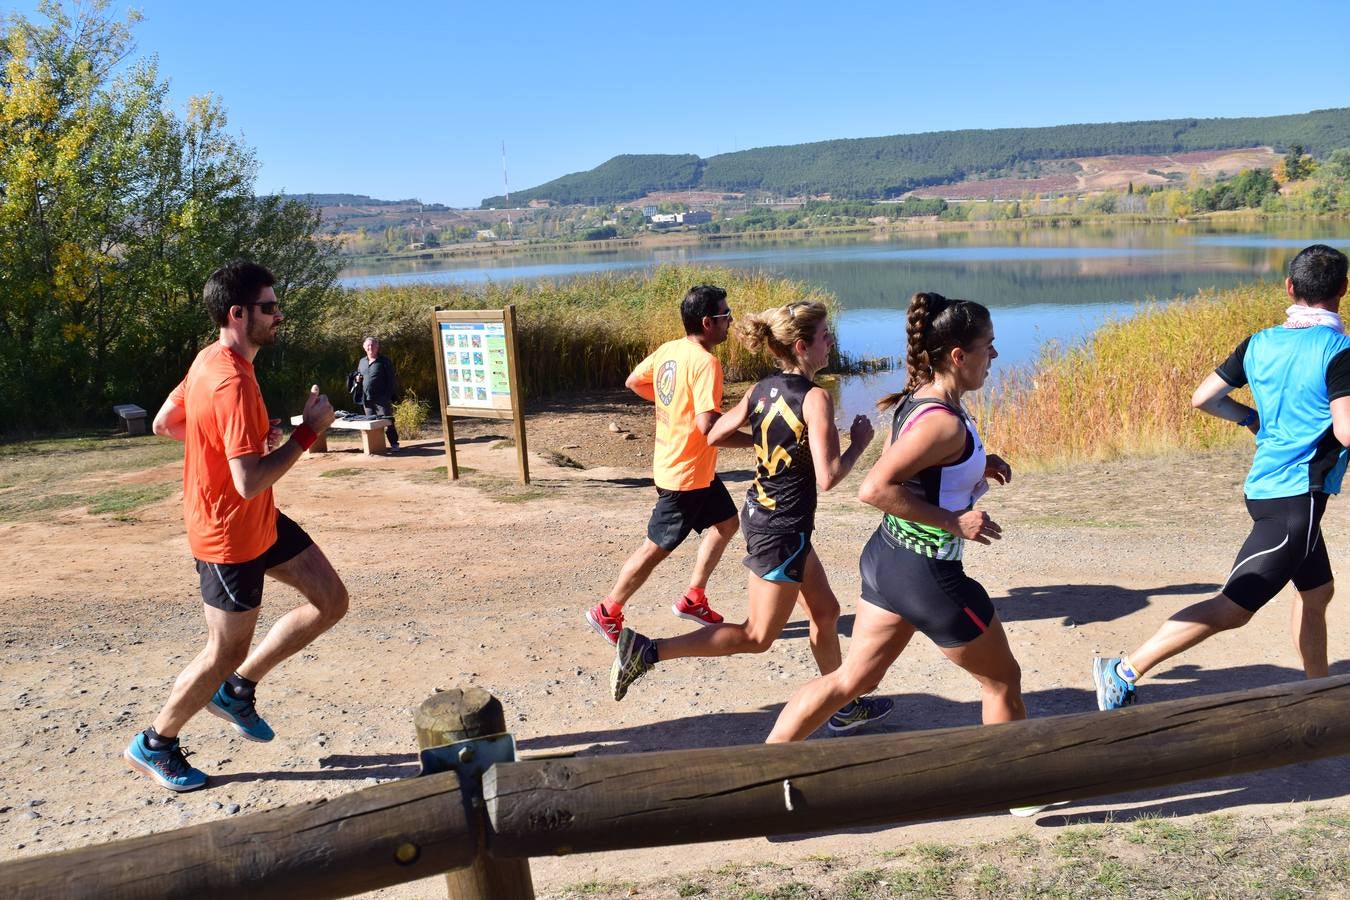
[859,525,995,647]
[646,477,738,552]
[1223,492,1333,612]
[196,511,315,613]
[740,505,812,583]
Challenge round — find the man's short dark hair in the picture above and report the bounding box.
[204,261,276,326]
[1289,244,1349,304]
[680,284,728,335]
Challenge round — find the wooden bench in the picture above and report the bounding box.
[290,415,394,455]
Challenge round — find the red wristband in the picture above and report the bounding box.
[292,424,318,450]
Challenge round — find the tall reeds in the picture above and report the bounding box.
[974,283,1282,467]
[318,265,841,404]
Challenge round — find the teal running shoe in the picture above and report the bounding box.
[827,695,894,734]
[209,683,275,742]
[610,627,655,701]
[124,733,207,792]
[1092,656,1137,711]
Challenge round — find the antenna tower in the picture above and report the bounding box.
[501,141,512,232]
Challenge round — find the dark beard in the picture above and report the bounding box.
[248,310,277,346]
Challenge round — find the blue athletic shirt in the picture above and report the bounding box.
[1216,325,1350,499]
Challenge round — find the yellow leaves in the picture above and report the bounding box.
[52,242,115,308]
[61,321,91,342]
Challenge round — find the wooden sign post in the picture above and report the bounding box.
[431,306,529,484]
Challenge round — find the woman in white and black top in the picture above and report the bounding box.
[768,291,1028,743]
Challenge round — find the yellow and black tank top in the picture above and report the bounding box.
[744,372,817,533]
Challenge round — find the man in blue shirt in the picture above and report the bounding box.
[1094,244,1350,710]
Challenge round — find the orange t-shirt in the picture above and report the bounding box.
[169,342,276,563]
[630,337,723,491]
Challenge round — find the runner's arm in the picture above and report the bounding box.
[697,409,752,446]
[625,366,655,402]
[706,391,751,447]
[1332,397,1350,447]
[803,387,873,491]
[152,395,187,441]
[228,387,335,500]
[1192,371,1258,434]
[857,412,1001,543]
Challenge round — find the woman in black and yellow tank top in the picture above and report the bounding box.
[769,293,1033,776]
[609,301,891,731]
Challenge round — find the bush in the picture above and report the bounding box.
[393,391,431,440]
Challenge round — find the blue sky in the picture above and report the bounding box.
[14,1,1350,207]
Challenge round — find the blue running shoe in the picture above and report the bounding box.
[209,683,275,742]
[827,695,894,734]
[1093,656,1137,711]
[124,733,207,792]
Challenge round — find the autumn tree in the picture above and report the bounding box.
[0,1,340,428]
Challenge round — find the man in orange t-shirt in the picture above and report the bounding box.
[124,261,346,792]
[585,285,753,644]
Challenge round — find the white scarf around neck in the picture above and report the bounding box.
[1283,304,1344,334]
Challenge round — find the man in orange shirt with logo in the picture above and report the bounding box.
[125,261,348,792]
[586,285,752,643]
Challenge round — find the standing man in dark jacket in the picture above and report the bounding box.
[355,336,400,451]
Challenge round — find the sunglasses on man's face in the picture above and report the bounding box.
[710,309,732,321]
[244,301,280,315]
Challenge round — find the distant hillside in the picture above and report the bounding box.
[482,108,1350,206]
[285,193,435,208]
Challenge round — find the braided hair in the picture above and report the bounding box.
[878,291,991,411]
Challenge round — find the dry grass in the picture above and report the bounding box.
[974,283,1279,468]
[322,265,848,404]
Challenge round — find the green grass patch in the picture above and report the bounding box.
[319,467,367,478]
[86,482,177,515]
[546,809,1350,899]
[0,434,181,491]
[0,434,184,522]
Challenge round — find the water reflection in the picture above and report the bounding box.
[340,223,1350,421]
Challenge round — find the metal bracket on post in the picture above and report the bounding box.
[418,732,516,808]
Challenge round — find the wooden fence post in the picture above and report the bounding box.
[415,688,535,900]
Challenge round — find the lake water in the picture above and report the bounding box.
[341,223,1350,421]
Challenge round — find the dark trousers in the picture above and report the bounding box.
[363,403,400,446]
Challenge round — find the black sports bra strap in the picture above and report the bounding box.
[889,396,963,443]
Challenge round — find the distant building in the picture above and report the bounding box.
[679,210,711,225]
[642,205,658,216]
[407,242,427,251]
[650,213,679,224]
[475,229,497,241]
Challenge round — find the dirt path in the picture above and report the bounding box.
[1,401,1348,897]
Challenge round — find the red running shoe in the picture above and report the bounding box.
[585,602,624,645]
[672,593,724,626]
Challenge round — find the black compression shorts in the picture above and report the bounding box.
[1222,492,1333,612]
[195,511,314,613]
[859,525,995,647]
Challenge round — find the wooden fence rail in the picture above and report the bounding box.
[2,675,1349,899]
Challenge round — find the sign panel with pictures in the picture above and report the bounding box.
[438,321,513,411]
[431,306,529,483]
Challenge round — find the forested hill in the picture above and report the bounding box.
[481,108,1350,207]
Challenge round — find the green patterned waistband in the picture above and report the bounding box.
[881,514,964,561]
